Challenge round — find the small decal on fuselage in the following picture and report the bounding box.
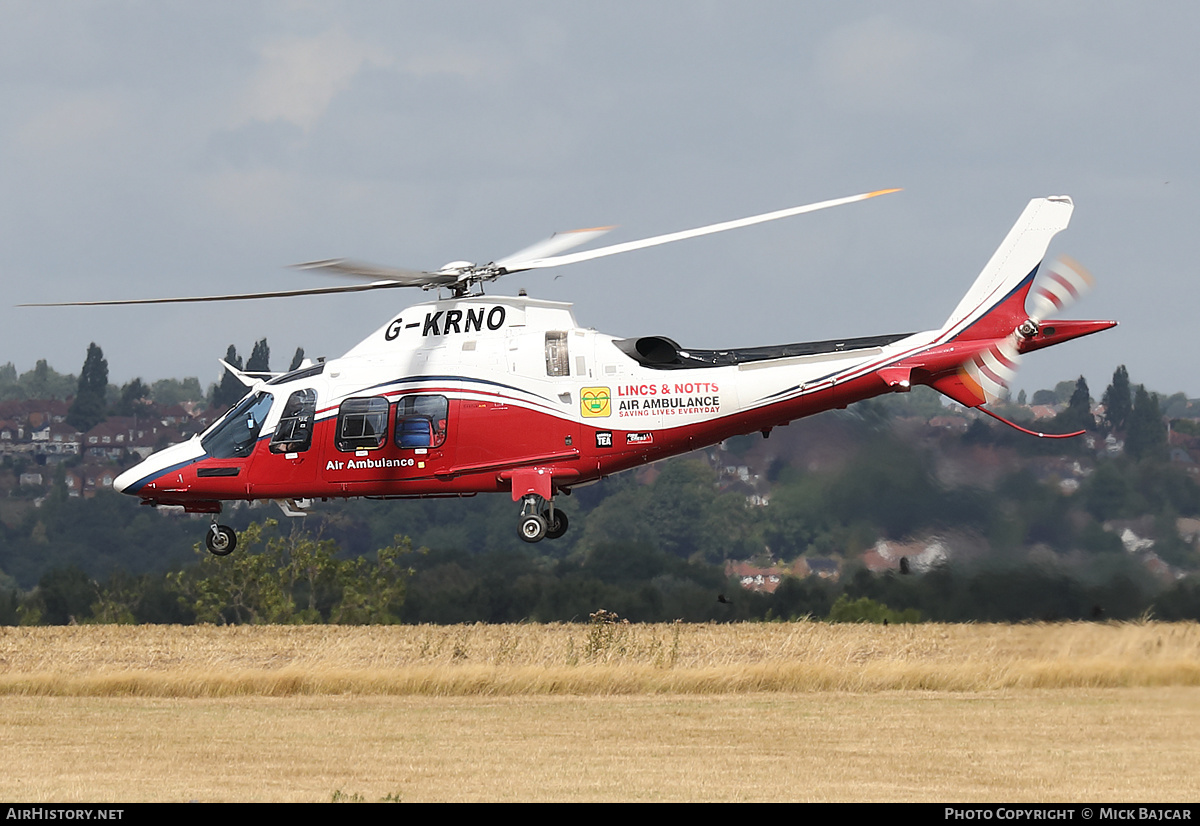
[325,458,417,470]
[595,431,613,448]
[581,387,612,417]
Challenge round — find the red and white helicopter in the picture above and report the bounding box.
[32,190,1115,554]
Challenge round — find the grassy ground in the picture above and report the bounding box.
[2,690,1197,802]
[1,623,1197,801]
[1,621,1198,695]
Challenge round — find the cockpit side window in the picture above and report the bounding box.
[336,396,389,451]
[202,391,274,459]
[269,388,317,454]
[395,395,448,449]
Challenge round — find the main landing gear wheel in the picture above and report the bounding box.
[519,514,548,543]
[542,509,569,540]
[205,524,237,556]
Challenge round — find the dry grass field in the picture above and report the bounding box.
[1,622,1198,801]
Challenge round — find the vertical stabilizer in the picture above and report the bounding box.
[940,196,1074,341]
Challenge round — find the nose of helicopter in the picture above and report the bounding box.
[112,464,142,495]
[114,439,206,495]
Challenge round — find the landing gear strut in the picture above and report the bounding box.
[205,522,237,556]
[517,495,569,543]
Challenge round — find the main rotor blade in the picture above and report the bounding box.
[498,188,901,273]
[19,279,414,306]
[493,226,615,270]
[292,259,452,286]
[21,188,900,306]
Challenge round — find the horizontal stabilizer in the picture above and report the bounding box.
[219,359,258,388]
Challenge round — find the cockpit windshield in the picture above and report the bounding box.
[201,391,274,459]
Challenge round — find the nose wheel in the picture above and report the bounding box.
[205,523,238,556]
[519,513,548,543]
[517,496,569,543]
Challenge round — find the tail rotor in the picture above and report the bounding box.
[1020,255,1095,338]
[961,256,1096,405]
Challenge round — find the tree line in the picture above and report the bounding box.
[0,338,306,432]
[1,350,1197,624]
[6,514,1200,625]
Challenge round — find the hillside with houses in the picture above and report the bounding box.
[2,345,1199,624]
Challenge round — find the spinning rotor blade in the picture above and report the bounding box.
[21,188,900,306]
[960,338,1022,405]
[959,255,1097,405]
[493,226,615,270]
[19,279,414,306]
[1028,255,1094,323]
[291,259,451,286]
[497,189,902,273]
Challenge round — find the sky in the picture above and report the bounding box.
[2,2,1196,400]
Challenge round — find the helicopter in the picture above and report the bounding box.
[27,189,1115,554]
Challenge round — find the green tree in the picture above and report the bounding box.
[827,593,919,623]
[1153,576,1200,621]
[1053,380,1078,404]
[151,377,204,405]
[15,360,74,400]
[642,459,723,559]
[1082,461,1133,520]
[90,570,141,624]
[170,522,288,624]
[113,378,151,417]
[23,360,65,400]
[332,536,414,624]
[770,574,835,620]
[288,347,306,371]
[763,471,834,557]
[1102,365,1132,432]
[36,566,96,624]
[1056,376,1094,432]
[246,338,270,374]
[277,528,341,622]
[168,522,414,624]
[871,385,947,420]
[66,344,108,431]
[1126,385,1167,461]
[0,362,16,395]
[211,345,245,410]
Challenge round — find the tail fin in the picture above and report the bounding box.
[939,196,1074,342]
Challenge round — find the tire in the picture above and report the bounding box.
[519,514,547,543]
[205,525,237,556]
[543,509,569,540]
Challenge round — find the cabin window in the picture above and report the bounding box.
[202,391,274,459]
[545,331,569,377]
[336,397,389,451]
[270,388,317,454]
[395,395,449,449]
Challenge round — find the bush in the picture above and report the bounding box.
[827,594,920,624]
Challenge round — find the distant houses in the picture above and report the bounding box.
[0,395,206,498]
